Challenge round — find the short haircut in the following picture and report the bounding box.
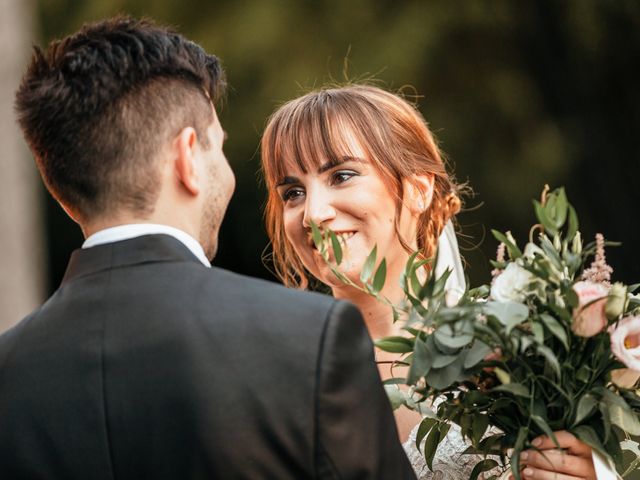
[15,16,226,220]
[261,85,463,289]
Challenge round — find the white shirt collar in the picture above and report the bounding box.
[82,224,211,267]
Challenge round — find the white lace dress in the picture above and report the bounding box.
[402,421,498,480]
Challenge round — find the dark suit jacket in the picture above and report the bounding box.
[0,235,415,479]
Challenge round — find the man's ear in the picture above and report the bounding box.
[174,127,200,196]
[405,174,435,215]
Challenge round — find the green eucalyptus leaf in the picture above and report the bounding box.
[608,400,640,435]
[431,352,460,369]
[567,205,579,241]
[564,285,579,309]
[532,322,545,344]
[372,258,387,293]
[494,367,511,385]
[310,221,323,250]
[510,427,529,480]
[407,338,433,384]
[464,341,491,369]
[384,385,405,410]
[483,301,529,334]
[600,401,612,444]
[434,323,474,349]
[426,354,467,390]
[536,345,562,378]
[410,267,423,298]
[531,415,559,448]
[429,268,453,298]
[539,313,569,350]
[360,245,377,283]
[520,335,534,353]
[573,425,608,458]
[552,187,569,229]
[472,414,490,446]
[628,283,640,294]
[382,377,408,385]
[540,235,563,270]
[460,413,473,439]
[423,421,442,471]
[493,383,530,398]
[574,394,598,425]
[375,336,413,354]
[490,259,507,269]
[564,251,582,275]
[415,417,438,450]
[392,307,400,323]
[470,459,499,480]
[329,231,343,265]
[534,200,557,236]
[575,365,591,383]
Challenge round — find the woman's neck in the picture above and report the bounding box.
[331,283,406,339]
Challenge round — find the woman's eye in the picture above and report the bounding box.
[282,187,304,202]
[331,170,357,185]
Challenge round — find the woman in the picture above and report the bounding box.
[261,85,598,480]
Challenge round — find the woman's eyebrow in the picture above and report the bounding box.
[317,156,364,174]
[277,176,299,187]
[277,156,365,186]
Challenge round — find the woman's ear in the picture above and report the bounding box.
[405,174,435,215]
[174,127,200,196]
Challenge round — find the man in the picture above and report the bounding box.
[0,17,416,479]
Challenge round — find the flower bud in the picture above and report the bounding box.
[553,234,561,250]
[572,281,609,337]
[572,231,582,254]
[605,282,628,320]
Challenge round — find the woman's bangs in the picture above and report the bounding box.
[267,97,363,187]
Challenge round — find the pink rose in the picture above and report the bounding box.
[571,281,609,337]
[609,316,640,372]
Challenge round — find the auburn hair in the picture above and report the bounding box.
[261,84,462,289]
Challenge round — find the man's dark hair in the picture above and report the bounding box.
[15,16,226,220]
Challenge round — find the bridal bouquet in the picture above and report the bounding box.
[314,186,640,479]
[378,187,640,479]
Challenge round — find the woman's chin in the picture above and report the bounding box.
[315,262,363,291]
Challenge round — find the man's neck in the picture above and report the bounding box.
[82,215,197,241]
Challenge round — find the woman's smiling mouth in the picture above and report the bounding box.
[308,231,357,251]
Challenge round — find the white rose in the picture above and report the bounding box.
[491,262,536,303]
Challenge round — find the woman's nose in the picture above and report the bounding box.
[302,190,337,229]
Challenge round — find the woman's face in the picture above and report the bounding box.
[276,132,420,291]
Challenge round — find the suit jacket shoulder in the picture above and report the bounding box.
[0,235,414,479]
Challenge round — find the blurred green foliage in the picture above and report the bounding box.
[36,0,639,297]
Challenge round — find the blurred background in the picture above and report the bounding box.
[2,0,639,324]
[1,0,639,475]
